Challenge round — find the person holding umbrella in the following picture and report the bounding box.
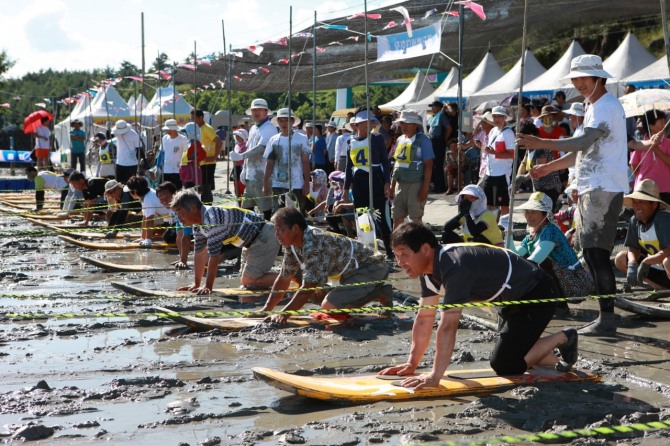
[33,116,51,169]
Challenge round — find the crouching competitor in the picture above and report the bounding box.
[170,190,281,295]
[379,222,578,388]
[261,207,393,325]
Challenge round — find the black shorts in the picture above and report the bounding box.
[489,272,559,375]
[481,174,510,207]
[648,267,670,289]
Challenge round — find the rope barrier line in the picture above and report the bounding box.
[1,292,619,321]
[416,420,670,446]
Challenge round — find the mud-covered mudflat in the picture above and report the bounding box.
[2,209,670,445]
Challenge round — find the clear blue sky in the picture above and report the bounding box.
[1,0,404,78]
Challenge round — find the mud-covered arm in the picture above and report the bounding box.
[518,127,605,153]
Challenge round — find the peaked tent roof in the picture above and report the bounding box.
[623,56,670,88]
[378,72,437,111]
[603,33,657,82]
[439,51,505,102]
[141,84,194,126]
[54,86,131,151]
[131,94,148,114]
[469,49,546,107]
[523,40,585,99]
[405,67,458,110]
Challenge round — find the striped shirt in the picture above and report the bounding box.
[194,206,265,256]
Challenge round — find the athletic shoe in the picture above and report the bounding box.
[578,312,617,336]
[555,328,578,372]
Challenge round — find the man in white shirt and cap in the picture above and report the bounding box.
[481,106,515,216]
[112,119,142,183]
[159,119,189,190]
[230,98,277,220]
[518,54,628,336]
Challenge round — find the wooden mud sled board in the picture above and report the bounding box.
[80,255,176,272]
[252,367,601,403]
[154,306,354,332]
[59,234,175,250]
[111,281,275,300]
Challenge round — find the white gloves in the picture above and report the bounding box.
[139,239,153,248]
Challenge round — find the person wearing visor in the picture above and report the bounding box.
[342,108,393,260]
[517,54,628,336]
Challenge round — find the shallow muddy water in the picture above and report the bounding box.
[2,204,670,445]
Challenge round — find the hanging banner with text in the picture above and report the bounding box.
[376,22,442,63]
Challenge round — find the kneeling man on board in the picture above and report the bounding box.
[614,179,670,291]
[170,190,281,295]
[379,222,578,389]
[25,166,80,212]
[261,207,393,325]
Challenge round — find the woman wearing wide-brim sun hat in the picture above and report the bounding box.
[507,191,595,309]
[614,179,670,292]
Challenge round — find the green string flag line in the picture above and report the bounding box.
[1,291,620,321]
[413,420,670,446]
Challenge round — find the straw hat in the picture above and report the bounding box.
[162,119,180,131]
[479,111,495,126]
[515,191,553,214]
[112,120,131,136]
[104,180,121,193]
[623,179,670,209]
[561,54,614,83]
[538,105,559,119]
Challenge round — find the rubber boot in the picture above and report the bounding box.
[578,311,617,336]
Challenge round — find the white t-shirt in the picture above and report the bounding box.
[115,130,141,167]
[334,133,351,159]
[161,134,189,174]
[35,125,51,149]
[485,126,515,177]
[243,119,278,182]
[575,93,628,194]
[263,132,311,189]
[141,189,170,217]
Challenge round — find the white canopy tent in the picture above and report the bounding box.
[405,67,458,111]
[53,85,131,151]
[468,49,546,108]
[603,33,657,95]
[439,51,505,108]
[141,84,194,127]
[378,72,438,111]
[523,40,586,101]
[621,56,670,89]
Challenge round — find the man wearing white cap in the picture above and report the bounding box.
[112,119,142,184]
[230,98,277,220]
[159,119,189,190]
[481,106,515,216]
[615,179,670,291]
[262,108,311,213]
[389,109,434,228]
[517,54,628,336]
[325,121,338,171]
[342,107,394,260]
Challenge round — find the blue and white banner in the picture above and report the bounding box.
[376,23,442,63]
